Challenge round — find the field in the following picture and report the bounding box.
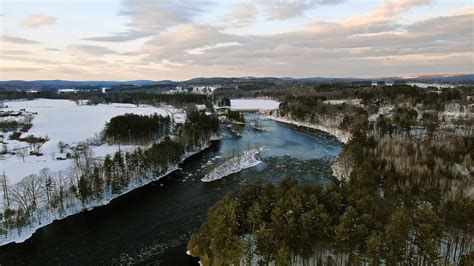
[1,99,171,184]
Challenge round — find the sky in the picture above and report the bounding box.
[0,0,473,81]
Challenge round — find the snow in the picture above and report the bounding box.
[57,89,79,93]
[159,104,187,124]
[323,99,362,107]
[195,104,206,111]
[368,105,394,122]
[1,99,171,184]
[5,99,168,143]
[230,99,280,110]
[266,116,351,143]
[201,148,262,182]
[0,137,216,246]
[407,82,456,89]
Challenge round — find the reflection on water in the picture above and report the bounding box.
[0,114,342,265]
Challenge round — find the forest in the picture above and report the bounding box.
[103,113,171,144]
[188,85,473,265]
[188,128,473,265]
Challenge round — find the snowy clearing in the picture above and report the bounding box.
[1,99,172,184]
[230,99,280,110]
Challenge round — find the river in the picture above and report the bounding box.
[0,114,342,265]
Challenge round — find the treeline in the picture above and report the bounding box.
[277,96,367,133]
[104,113,170,144]
[0,112,33,133]
[0,90,211,108]
[0,111,219,240]
[355,85,464,107]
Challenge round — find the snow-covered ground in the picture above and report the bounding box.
[368,105,394,122]
[407,82,456,89]
[323,99,363,107]
[0,140,215,246]
[201,148,262,182]
[159,103,187,124]
[1,99,171,184]
[230,99,280,110]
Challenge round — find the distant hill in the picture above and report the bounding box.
[0,80,158,91]
[0,74,471,91]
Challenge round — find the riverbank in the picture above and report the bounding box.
[0,138,220,246]
[265,115,351,143]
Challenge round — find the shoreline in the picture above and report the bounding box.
[0,138,220,246]
[264,115,350,144]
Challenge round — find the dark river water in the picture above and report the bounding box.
[0,114,342,265]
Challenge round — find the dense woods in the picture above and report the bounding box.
[189,85,473,265]
[104,113,171,144]
[188,131,473,265]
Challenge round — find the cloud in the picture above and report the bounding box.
[2,0,471,80]
[136,5,473,78]
[68,45,117,57]
[0,49,32,55]
[259,0,344,20]
[186,42,241,55]
[140,24,240,60]
[20,14,56,28]
[0,55,57,65]
[0,67,42,72]
[224,3,257,27]
[121,0,212,34]
[343,0,433,27]
[0,35,40,44]
[83,30,147,42]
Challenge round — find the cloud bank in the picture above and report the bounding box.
[1,0,472,80]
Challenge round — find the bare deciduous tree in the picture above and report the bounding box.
[16,147,28,162]
[1,172,10,209]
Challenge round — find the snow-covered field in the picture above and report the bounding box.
[230,99,280,110]
[1,99,171,184]
[201,148,262,182]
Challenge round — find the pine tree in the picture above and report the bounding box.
[78,175,91,207]
[92,167,103,199]
[386,209,411,264]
